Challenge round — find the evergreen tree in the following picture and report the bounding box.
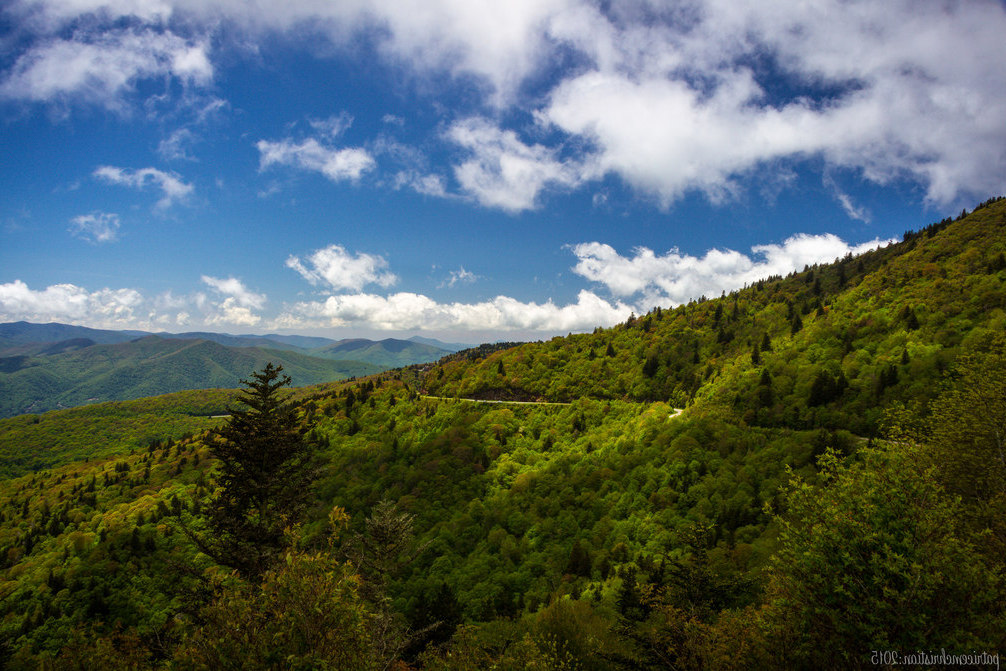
[202,363,315,579]
[565,540,593,577]
[790,314,803,336]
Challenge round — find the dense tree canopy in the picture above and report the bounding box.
[0,198,1004,667]
[203,363,316,579]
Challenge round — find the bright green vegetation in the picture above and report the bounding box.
[0,389,237,479]
[0,336,383,418]
[0,198,1004,668]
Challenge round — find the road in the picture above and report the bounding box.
[421,395,686,418]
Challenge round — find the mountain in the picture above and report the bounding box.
[423,197,1006,437]
[251,333,340,349]
[1,198,1003,667]
[407,335,473,352]
[0,335,382,418]
[0,321,146,349]
[311,337,452,367]
[150,331,309,352]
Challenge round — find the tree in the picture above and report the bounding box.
[203,363,315,579]
[758,446,1003,669]
[175,508,378,671]
[345,500,429,666]
[927,334,1006,557]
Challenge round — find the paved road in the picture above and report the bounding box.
[422,395,686,418]
[420,395,571,406]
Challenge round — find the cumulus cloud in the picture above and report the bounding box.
[200,275,266,309]
[69,211,120,243]
[0,277,271,330]
[542,1,1006,208]
[286,245,397,292]
[0,27,211,110]
[6,0,1005,207]
[257,138,375,183]
[93,165,193,207]
[0,280,144,326]
[570,234,894,307]
[447,117,583,212]
[276,289,631,333]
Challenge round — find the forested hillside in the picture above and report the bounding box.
[310,338,452,368]
[0,199,1003,669]
[0,337,382,418]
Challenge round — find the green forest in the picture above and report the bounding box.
[0,198,1004,669]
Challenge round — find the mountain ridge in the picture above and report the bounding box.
[0,336,383,418]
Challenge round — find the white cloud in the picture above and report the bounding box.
[392,170,448,198]
[286,245,397,292]
[0,279,262,330]
[439,266,477,289]
[570,234,895,307]
[542,1,1006,208]
[204,297,261,327]
[0,27,211,110]
[447,117,582,212]
[0,280,144,326]
[69,211,120,243]
[308,112,353,138]
[157,127,198,161]
[276,289,631,333]
[257,138,375,182]
[824,173,871,223]
[200,275,266,309]
[93,165,193,207]
[6,0,1006,209]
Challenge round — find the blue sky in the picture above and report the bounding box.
[2,0,1004,341]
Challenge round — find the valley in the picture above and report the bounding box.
[0,199,1003,668]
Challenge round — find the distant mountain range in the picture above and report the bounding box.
[0,322,472,418]
[0,322,469,356]
[0,336,385,418]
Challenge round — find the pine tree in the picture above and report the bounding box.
[203,363,315,579]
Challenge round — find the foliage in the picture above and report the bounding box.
[173,508,379,671]
[0,389,240,480]
[1,199,1005,667]
[756,445,1003,669]
[926,333,1006,556]
[0,336,382,418]
[201,364,316,579]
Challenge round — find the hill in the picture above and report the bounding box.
[0,322,146,350]
[0,198,1003,668]
[408,335,472,352]
[311,337,452,368]
[0,336,382,418]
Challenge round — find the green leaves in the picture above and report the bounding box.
[202,363,317,580]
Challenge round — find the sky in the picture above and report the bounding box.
[2,0,1005,342]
